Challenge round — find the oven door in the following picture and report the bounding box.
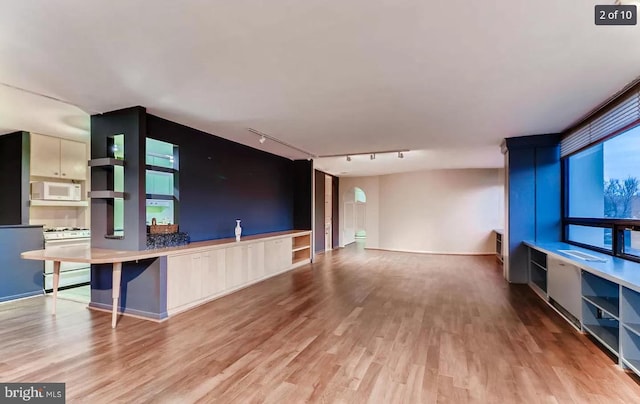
[43,238,91,290]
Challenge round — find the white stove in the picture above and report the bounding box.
[43,227,91,290]
[43,227,91,241]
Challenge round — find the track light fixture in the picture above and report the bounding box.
[246,128,316,158]
[318,149,409,160]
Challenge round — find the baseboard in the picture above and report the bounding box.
[88,302,168,322]
[0,290,44,304]
[365,247,495,256]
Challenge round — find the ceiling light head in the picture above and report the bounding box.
[370,153,375,160]
[346,155,351,162]
[259,135,266,144]
[398,152,404,159]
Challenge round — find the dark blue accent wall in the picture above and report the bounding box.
[535,146,561,241]
[0,132,30,225]
[504,134,561,283]
[147,115,294,242]
[90,258,167,320]
[91,107,147,250]
[506,148,536,284]
[293,160,312,230]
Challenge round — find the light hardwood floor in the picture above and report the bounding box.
[1,245,640,403]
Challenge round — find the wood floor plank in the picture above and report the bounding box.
[1,245,639,403]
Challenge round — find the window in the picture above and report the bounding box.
[564,124,640,261]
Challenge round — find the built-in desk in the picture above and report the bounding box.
[21,230,311,328]
[524,241,640,378]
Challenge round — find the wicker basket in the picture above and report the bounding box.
[149,218,178,234]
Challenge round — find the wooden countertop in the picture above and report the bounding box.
[21,230,311,264]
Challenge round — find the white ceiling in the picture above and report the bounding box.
[1,1,639,176]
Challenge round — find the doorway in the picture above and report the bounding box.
[343,187,367,246]
[325,175,332,250]
[314,170,339,254]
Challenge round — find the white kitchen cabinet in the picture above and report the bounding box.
[30,133,87,180]
[548,256,582,324]
[60,139,88,180]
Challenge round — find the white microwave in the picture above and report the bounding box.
[31,181,82,201]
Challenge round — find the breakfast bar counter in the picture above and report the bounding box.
[21,230,312,328]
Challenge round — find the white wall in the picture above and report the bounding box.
[378,169,502,254]
[339,168,503,254]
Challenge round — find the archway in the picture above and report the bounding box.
[343,187,367,245]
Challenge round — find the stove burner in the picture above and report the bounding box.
[44,227,89,232]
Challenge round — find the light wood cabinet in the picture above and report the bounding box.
[265,238,291,274]
[201,249,226,297]
[225,245,248,288]
[247,242,265,280]
[30,133,87,180]
[165,231,311,315]
[167,253,204,310]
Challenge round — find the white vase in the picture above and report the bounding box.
[235,220,242,241]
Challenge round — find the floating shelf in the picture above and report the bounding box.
[88,191,127,199]
[30,200,89,207]
[88,158,125,167]
[145,194,176,201]
[146,164,177,174]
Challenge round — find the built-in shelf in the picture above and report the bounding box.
[582,323,620,356]
[88,158,125,168]
[624,323,640,338]
[29,200,89,207]
[88,191,127,199]
[292,245,310,253]
[531,261,547,272]
[527,244,640,380]
[291,233,311,266]
[528,248,548,294]
[583,295,620,318]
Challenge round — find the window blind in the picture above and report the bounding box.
[561,89,640,157]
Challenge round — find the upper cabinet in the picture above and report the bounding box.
[30,133,87,180]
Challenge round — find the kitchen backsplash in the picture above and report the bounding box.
[29,206,89,229]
